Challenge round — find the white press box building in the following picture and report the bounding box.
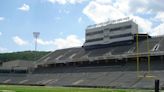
[83,17,138,48]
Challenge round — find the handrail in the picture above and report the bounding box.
[87,17,131,29]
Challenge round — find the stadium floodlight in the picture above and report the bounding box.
[33,32,40,51]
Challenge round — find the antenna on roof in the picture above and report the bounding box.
[33,32,40,51]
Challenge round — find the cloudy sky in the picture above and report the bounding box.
[0,0,164,53]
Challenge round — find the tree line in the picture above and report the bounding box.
[0,51,50,62]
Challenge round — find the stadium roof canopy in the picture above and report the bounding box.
[37,36,164,66]
[36,18,164,66]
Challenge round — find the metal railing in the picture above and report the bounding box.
[87,17,131,29]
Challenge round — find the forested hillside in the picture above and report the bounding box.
[0,51,50,62]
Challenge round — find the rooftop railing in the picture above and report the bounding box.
[87,17,131,29]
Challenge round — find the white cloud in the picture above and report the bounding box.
[113,0,131,14]
[114,0,163,14]
[150,23,164,36]
[155,12,164,22]
[35,35,83,49]
[18,4,30,12]
[0,47,11,53]
[37,38,54,45]
[83,0,164,36]
[0,17,5,21]
[83,0,125,23]
[47,0,86,5]
[13,36,29,46]
[78,17,82,23]
[54,35,83,49]
[93,0,113,5]
[0,32,2,36]
[130,15,152,34]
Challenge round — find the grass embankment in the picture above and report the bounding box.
[0,85,156,92]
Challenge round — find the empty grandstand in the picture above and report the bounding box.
[0,60,35,73]
[0,17,164,89]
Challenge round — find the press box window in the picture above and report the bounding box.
[86,31,103,36]
[110,33,132,39]
[86,38,103,42]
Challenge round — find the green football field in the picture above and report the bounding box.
[0,85,161,92]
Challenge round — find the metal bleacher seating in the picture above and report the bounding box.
[0,36,164,89]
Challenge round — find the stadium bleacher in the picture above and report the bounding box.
[0,59,164,88]
[1,18,164,89]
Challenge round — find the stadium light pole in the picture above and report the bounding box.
[33,32,40,51]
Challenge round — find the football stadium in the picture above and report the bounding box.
[0,17,164,92]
